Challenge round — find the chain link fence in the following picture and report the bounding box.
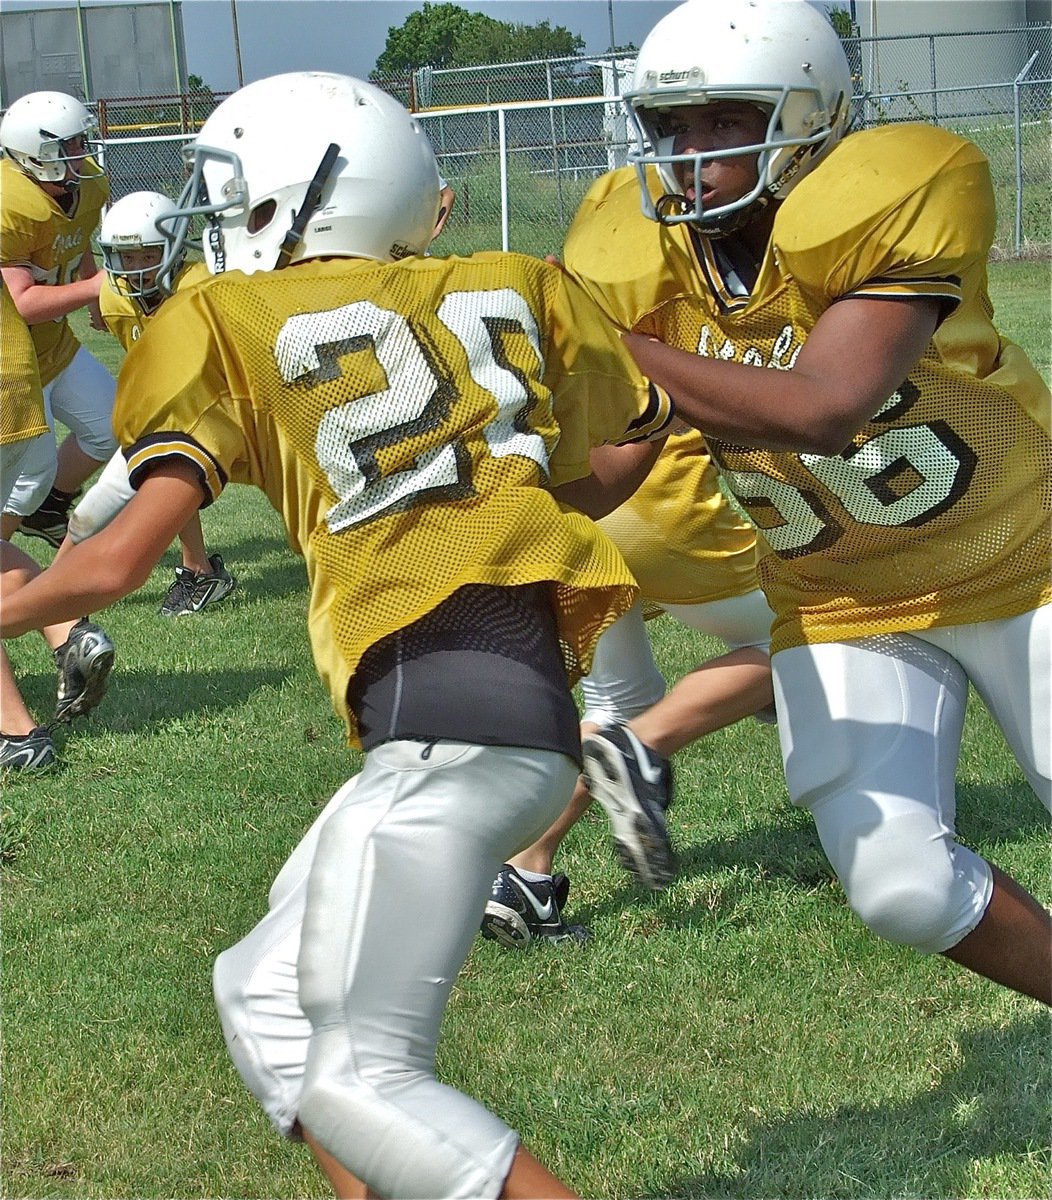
[96,26,1050,258]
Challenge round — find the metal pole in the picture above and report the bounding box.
[231,0,245,88]
[498,107,509,251]
[546,62,565,228]
[607,0,616,51]
[168,0,185,96]
[1013,51,1039,254]
[928,35,937,125]
[74,0,92,102]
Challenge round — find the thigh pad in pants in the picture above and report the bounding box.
[773,637,992,953]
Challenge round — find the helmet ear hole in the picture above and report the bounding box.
[248,198,277,234]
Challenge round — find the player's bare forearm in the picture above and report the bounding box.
[552,436,667,519]
[0,467,203,638]
[78,248,100,279]
[623,334,831,451]
[1,264,103,325]
[623,295,941,455]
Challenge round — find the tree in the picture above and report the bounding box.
[459,17,585,66]
[187,72,213,98]
[373,3,583,75]
[185,72,216,127]
[826,6,859,39]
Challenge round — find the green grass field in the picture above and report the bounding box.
[2,260,1050,1199]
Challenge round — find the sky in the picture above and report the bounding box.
[2,1,685,93]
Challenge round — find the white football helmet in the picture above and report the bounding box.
[99,191,184,314]
[0,91,104,186]
[158,71,441,286]
[624,0,853,235]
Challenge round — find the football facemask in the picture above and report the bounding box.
[0,91,104,187]
[155,71,442,291]
[99,190,185,314]
[624,0,853,236]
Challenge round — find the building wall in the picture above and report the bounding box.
[852,0,1037,98]
[0,1,187,108]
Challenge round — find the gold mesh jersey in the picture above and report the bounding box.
[0,278,47,446]
[565,187,759,607]
[100,261,210,353]
[114,253,672,743]
[568,127,1051,652]
[0,158,108,385]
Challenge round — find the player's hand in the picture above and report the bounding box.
[87,294,106,331]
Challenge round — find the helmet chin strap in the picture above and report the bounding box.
[701,194,770,240]
[656,190,770,240]
[274,142,341,270]
[654,193,692,225]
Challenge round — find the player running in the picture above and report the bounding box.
[0,91,117,547]
[54,190,237,617]
[0,71,674,1196]
[618,0,1050,1004]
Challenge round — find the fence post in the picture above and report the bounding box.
[546,61,566,228]
[1013,51,1039,254]
[498,107,509,251]
[928,35,938,124]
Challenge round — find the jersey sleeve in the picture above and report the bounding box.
[114,286,251,507]
[543,265,673,486]
[0,170,47,268]
[0,280,47,445]
[777,125,994,314]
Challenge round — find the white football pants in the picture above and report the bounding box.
[216,740,578,1197]
[579,587,774,725]
[1,436,42,509]
[773,605,1051,953]
[66,448,134,543]
[214,588,776,1150]
[2,347,117,517]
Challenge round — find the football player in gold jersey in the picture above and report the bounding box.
[615,0,1050,1004]
[56,190,237,618]
[1,72,675,1197]
[1,280,114,768]
[0,91,118,547]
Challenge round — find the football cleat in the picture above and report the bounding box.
[480,864,591,949]
[581,723,676,890]
[0,726,57,771]
[53,618,115,723]
[158,554,237,617]
[19,486,79,549]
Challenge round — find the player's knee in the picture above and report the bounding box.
[3,563,37,590]
[842,852,984,953]
[212,946,246,1021]
[298,1059,378,1161]
[66,510,98,543]
[580,673,664,726]
[75,429,118,462]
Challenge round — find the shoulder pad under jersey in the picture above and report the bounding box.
[774,125,994,301]
[563,166,698,331]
